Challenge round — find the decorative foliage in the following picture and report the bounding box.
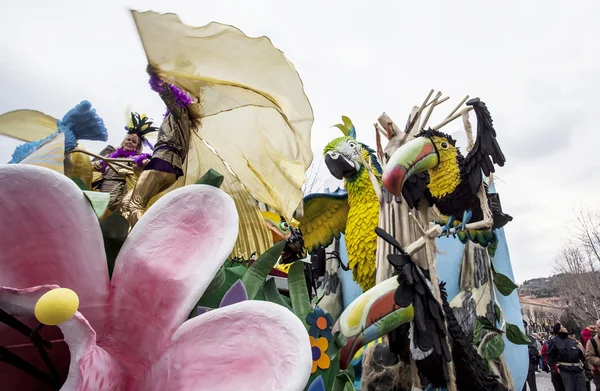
[493,304,502,323]
[263,278,292,311]
[195,168,224,188]
[241,241,286,300]
[310,336,331,374]
[480,333,505,360]
[493,272,518,296]
[307,307,334,341]
[506,323,531,345]
[289,261,312,327]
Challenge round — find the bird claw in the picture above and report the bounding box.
[438,216,455,238]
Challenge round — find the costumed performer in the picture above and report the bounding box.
[121,64,201,227]
[92,112,157,213]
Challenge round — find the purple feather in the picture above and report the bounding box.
[219,280,248,308]
[148,73,193,108]
[97,148,138,173]
[168,84,194,107]
[148,73,165,93]
[132,153,152,168]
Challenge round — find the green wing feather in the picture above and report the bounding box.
[295,190,349,253]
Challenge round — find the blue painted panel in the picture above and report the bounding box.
[338,235,363,309]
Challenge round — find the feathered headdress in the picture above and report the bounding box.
[125,112,159,150]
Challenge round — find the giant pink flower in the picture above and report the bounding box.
[0,164,312,391]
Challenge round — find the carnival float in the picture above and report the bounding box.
[0,9,529,391]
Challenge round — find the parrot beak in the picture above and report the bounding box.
[324,151,357,180]
[382,137,438,196]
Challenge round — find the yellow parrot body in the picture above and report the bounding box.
[295,116,382,292]
[344,156,381,291]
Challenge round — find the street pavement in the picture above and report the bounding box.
[531,371,554,391]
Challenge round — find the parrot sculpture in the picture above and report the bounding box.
[294,116,381,291]
[382,98,512,248]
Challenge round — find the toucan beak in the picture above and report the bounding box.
[334,277,414,369]
[382,137,438,196]
[324,151,357,180]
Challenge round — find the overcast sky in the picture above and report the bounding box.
[1,0,599,283]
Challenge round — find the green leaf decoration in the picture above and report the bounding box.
[263,277,292,311]
[473,319,484,345]
[480,333,505,360]
[332,371,355,391]
[326,331,341,361]
[494,272,518,296]
[194,263,251,313]
[506,322,532,345]
[494,303,502,323]
[241,241,285,300]
[72,178,88,191]
[476,316,503,334]
[477,316,496,330]
[195,168,224,188]
[83,191,110,218]
[487,239,499,258]
[205,266,226,295]
[288,261,311,327]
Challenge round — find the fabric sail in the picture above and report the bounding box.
[147,138,273,259]
[130,10,314,222]
[0,109,58,142]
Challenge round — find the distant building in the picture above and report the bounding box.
[519,295,567,332]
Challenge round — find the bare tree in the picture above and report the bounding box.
[553,208,600,326]
[302,159,324,195]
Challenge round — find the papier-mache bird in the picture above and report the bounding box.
[382,98,512,250]
[293,116,381,291]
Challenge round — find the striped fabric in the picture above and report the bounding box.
[20,133,65,174]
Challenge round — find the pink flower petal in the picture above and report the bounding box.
[139,301,312,391]
[0,165,109,334]
[103,185,239,365]
[59,314,121,391]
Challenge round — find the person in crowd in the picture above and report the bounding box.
[523,334,541,391]
[585,320,600,390]
[549,322,588,391]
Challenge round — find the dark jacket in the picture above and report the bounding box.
[548,334,585,372]
[528,342,541,371]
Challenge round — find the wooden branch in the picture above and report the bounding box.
[377,112,403,139]
[355,146,382,202]
[462,109,475,152]
[374,124,385,163]
[402,89,434,144]
[67,148,133,175]
[409,212,427,236]
[445,95,470,120]
[420,91,442,130]
[404,218,494,256]
[433,106,473,131]
[424,95,449,109]
[374,122,390,140]
[406,224,442,255]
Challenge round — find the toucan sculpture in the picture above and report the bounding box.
[382,98,512,246]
